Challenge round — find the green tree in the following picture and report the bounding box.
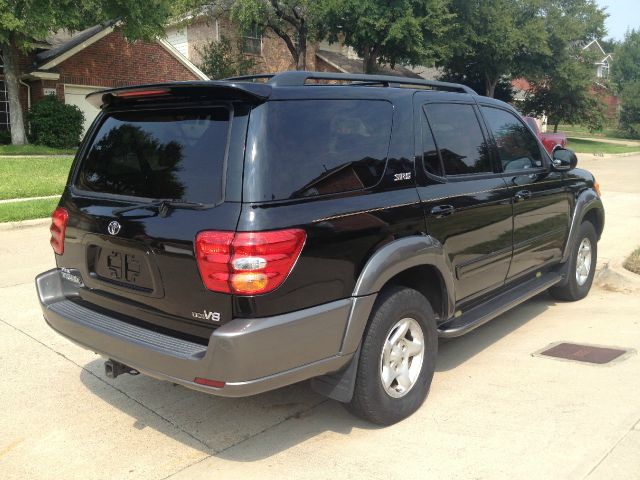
[619,81,640,138]
[0,0,173,145]
[441,0,605,98]
[322,0,453,74]
[197,36,255,79]
[611,29,640,92]
[523,48,605,132]
[229,0,324,70]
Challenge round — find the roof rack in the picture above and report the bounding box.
[224,71,476,95]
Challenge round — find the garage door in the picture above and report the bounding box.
[64,85,103,134]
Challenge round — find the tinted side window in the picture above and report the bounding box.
[246,100,392,201]
[421,111,443,176]
[482,107,543,172]
[424,103,492,176]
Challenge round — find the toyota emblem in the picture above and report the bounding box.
[107,220,121,236]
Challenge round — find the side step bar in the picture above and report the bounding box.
[437,272,562,338]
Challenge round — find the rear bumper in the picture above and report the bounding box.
[36,269,355,397]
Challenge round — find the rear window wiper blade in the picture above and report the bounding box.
[113,199,209,217]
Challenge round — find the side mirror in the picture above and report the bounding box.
[551,148,578,171]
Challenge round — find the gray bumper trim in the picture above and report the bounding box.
[36,269,355,397]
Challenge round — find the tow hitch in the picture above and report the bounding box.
[104,359,139,379]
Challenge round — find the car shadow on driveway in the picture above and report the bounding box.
[78,292,556,460]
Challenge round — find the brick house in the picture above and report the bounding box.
[2,20,207,134]
[165,15,422,79]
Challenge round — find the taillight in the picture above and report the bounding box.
[50,207,68,255]
[195,229,306,295]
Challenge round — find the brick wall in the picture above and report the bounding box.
[54,27,199,89]
[186,16,319,75]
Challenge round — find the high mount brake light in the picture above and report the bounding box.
[115,89,170,98]
[195,229,306,295]
[50,207,68,255]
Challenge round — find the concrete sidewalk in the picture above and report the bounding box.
[0,154,638,479]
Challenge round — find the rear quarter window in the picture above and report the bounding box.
[75,107,230,203]
[244,100,393,201]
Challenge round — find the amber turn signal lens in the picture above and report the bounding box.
[594,179,601,197]
[231,272,269,294]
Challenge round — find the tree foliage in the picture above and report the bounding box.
[197,36,255,79]
[0,0,174,144]
[229,0,324,70]
[619,81,640,138]
[611,29,640,92]
[321,0,453,73]
[523,45,605,132]
[440,0,606,98]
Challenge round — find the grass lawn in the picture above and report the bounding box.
[0,197,59,223]
[0,144,77,156]
[558,124,636,141]
[567,138,640,155]
[624,247,640,275]
[0,156,73,200]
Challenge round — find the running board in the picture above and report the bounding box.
[437,272,562,338]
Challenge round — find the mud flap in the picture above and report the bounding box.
[310,346,360,403]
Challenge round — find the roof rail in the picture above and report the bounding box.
[224,71,476,94]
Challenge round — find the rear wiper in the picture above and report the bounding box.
[113,199,208,217]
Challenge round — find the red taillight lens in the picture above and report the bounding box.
[195,229,306,295]
[194,377,225,388]
[50,207,68,255]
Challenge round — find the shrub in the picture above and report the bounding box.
[197,36,255,80]
[0,130,10,145]
[28,95,84,148]
[619,81,640,139]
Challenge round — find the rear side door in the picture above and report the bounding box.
[479,105,571,280]
[414,95,513,304]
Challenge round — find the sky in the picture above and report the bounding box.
[597,0,640,40]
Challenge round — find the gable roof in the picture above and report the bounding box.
[316,49,423,79]
[31,20,208,80]
[583,39,607,56]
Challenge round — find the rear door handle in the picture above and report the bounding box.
[514,190,532,202]
[430,205,455,218]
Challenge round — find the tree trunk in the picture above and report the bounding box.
[1,40,27,145]
[363,46,378,74]
[553,121,559,133]
[485,74,498,98]
[296,31,306,70]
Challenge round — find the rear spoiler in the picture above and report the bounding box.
[86,81,272,109]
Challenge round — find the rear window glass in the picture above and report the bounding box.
[75,108,229,203]
[245,100,393,201]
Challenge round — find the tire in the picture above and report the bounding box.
[346,286,438,425]
[550,221,598,301]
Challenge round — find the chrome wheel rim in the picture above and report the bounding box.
[575,237,592,286]
[379,317,425,398]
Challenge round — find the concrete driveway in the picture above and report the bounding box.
[1,155,639,480]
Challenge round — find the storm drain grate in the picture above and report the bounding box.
[538,342,630,365]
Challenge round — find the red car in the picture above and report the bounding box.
[523,116,567,154]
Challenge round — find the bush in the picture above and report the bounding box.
[0,130,10,145]
[28,95,84,148]
[197,36,255,80]
[619,81,640,139]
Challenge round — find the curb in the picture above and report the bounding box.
[0,217,50,232]
[0,195,60,204]
[594,259,640,294]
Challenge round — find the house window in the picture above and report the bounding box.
[0,55,9,133]
[242,25,262,55]
[601,60,609,79]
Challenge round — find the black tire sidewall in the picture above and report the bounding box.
[349,286,438,425]
[554,221,598,301]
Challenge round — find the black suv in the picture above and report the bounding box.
[36,71,604,425]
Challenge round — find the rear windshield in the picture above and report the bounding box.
[244,99,393,201]
[75,108,229,203]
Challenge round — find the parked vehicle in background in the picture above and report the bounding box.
[523,116,567,154]
[37,72,603,426]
